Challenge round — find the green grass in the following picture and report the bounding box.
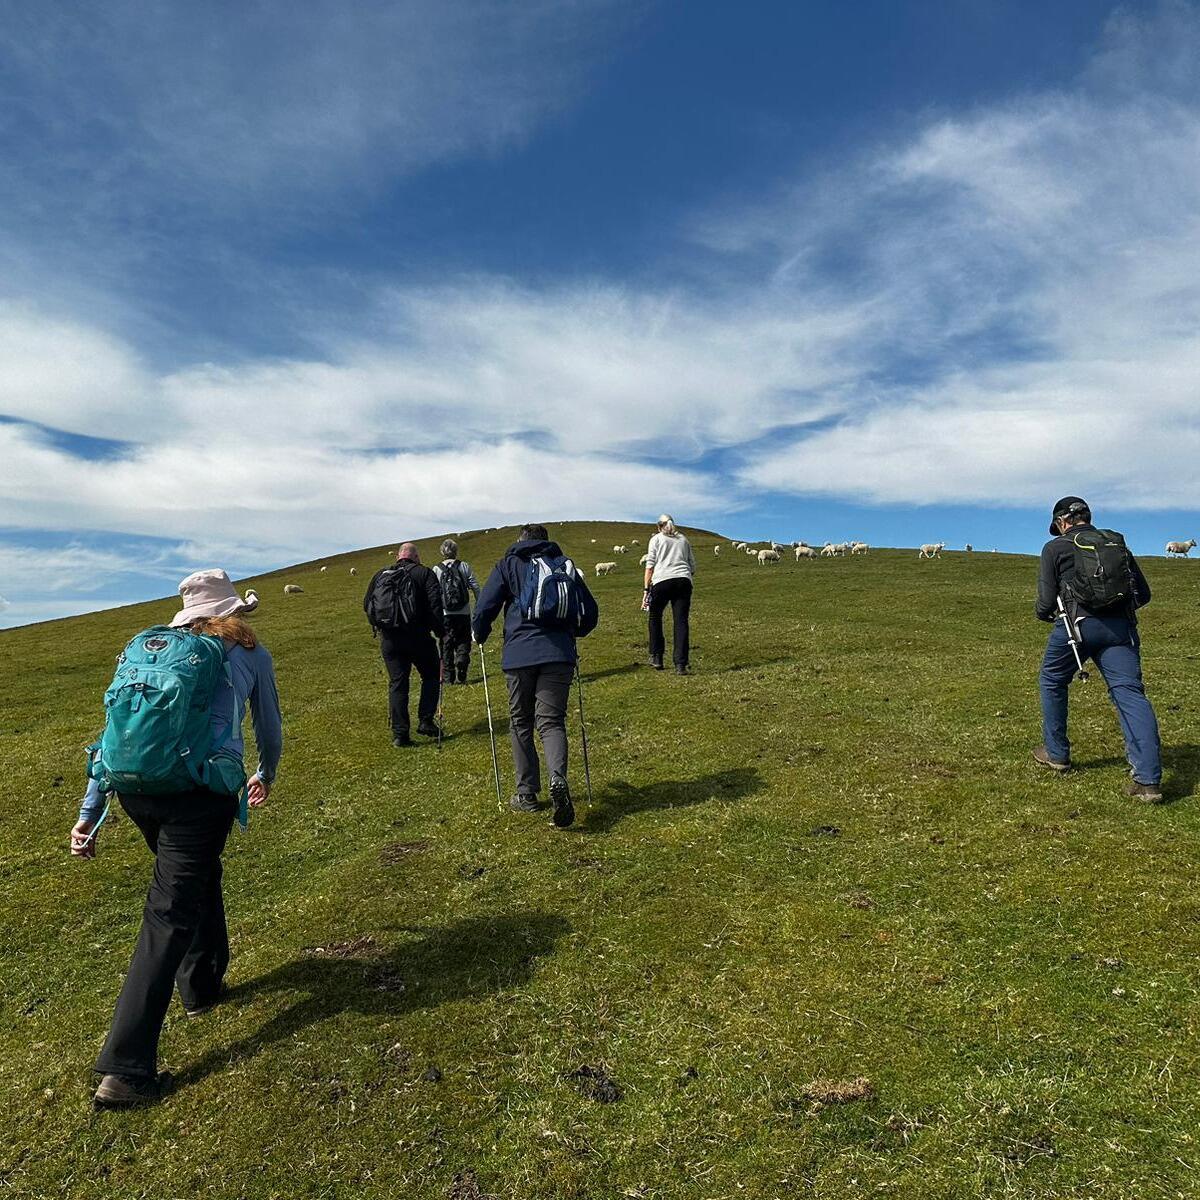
[4,521,1200,1199]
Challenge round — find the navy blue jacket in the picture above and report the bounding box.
[471,539,599,670]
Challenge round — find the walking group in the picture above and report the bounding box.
[68,500,1162,1107]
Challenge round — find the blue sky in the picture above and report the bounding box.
[2,0,1199,627]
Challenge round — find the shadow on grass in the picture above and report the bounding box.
[1069,744,1200,801]
[177,912,569,1090]
[581,661,644,682]
[580,767,764,835]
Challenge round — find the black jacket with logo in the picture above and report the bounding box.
[1035,523,1151,622]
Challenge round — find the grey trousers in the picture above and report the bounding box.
[504,661,573,796]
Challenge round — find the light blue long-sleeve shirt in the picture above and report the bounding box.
[78,640,283,823]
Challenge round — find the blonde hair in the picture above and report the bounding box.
[187,615,258,650]
[657,514,679,537]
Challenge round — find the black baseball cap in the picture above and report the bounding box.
[1050,496,1090,534]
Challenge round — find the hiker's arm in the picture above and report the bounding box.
[362,572,377,621]
[643,537,657,590]
[686,540,697,574]
[576,576,600,639]
[472,565,507,644]
[1131,555,1152,609]
[248,650,283,796]
[466,563,481,599]
[1034,544,1057,621]
[424,570,445,638]
[71,779,106,857]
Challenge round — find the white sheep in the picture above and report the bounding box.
[770,542,786,553]
[713,545,721,556]
[851,542,869,555]
[757,548,781,565]
[638,553,650,566]
[1166,538,1197,557]
[595,561,618,576]
[349,567,358,576]
[630,539,639,545]
[590,538,597,543]
[820,543,837,557]
[745,546,756,556]
[283,584,304,594]
[613,544,629,554]
[795,545,817,560]
[918,542,945,559]
[319,565,328,573]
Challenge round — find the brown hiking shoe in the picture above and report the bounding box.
[1127,780,1164,803]
[93,1072,175,1109]
[1032,745,1070,772]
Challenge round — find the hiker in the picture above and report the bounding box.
[70,569,282,1108]
[363,543,445,746]
[1033,496,1163,800]
[434,538,480,685]
[472,523,599,827]
[644,514,697,675]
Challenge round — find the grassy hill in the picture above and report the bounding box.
[3,520,1200,1199]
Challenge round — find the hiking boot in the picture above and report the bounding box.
[183,985,223,1018]
[392,733,412,748]
[649,656,664,671]
[1032,745,1069,772]
[509,793,543,813]
[417,719,441,739]
[674,664,690,676]
[93,1072,175,1110]
[549,774,575,829]
[1127,780,1164,803]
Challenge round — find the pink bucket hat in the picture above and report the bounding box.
[169,569,260,628]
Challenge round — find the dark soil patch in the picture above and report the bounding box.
[677,1066,699,1087]
[566,1065,623,1104]
[422,1065,443,1083]
[800,1077,874,1106]
[847,894,875,910]
[381,839,431,863]
[303,934,378,958]
[447,1168,496,1200]
[457,863,486,880]
[809,825,841,837]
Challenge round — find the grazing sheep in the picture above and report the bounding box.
[595,561,618,576]
[851,542,869,555]
[965,544,974,553]
[757,548,781,565]
[1166,538,1197,557]
[918,542,945,559]
[745,546,757,556]
[771,542,786,553]
[820,543,837,557]
[638,553,650,566]
[630,539,639,545]
[795,545,817,560]
[613,544,629,554]
[713,545,721,556]
[319,565,327,573]
[591,538,597,543]
[283,584,304,594]
[349,567,358,576]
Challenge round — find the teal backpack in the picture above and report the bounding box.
[86,625,244,800]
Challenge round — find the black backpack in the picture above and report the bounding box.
[1064,529,1137,613]
[365,565,421,630]
[436,561,469,612]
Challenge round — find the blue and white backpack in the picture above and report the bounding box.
[518,554,585,629]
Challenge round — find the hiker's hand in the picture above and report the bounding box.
[70,819,97,859]
[247,775,270,807]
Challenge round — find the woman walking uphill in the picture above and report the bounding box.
[71,569,282,1108]
[644,514,696,675]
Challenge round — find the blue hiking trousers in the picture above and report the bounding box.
[1039,613,1162,785]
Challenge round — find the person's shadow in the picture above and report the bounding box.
[177,912,569,1088]
[1071,743,1200,802]
[580,767,763,834]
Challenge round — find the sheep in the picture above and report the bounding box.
[349,567,358,576]
[1166,538,1197,557]
[851,542,869,555]
[713,545,721,556]
[820,543,838,557]
[595,561,618,576]
[630,539,639,545]
[638,553,650,566]
[590,538,597,543]
[613,544,629,554]
[283,584,304,594]
[319,565,328,573]
[965,544,974,553]
[757,548,781,565]
[745,546,757,556]
[918,542,945,559]
[795,545,817,560]
[771,542,786,553]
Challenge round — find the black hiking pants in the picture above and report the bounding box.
[95,789,238,1080]
[648,577,692,668]
[380,630,441,735]
[441,615,472,683]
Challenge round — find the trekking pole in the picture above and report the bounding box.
[436,645,445,752]
[1056,595,1090,683]
[574,659,594,806]
[478,640,503,806]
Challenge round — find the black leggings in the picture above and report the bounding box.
[648,577,692,667]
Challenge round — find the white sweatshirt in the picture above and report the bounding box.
[645,532,696,586]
